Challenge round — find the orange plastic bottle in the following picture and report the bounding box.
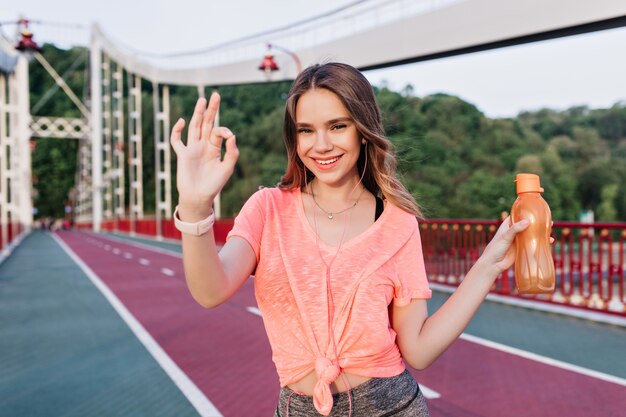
[510,173,555,294]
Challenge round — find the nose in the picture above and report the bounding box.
[313,131,333,153]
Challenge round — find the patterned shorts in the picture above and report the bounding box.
[273,369,430,417]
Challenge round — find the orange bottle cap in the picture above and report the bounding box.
[515,173,544,194]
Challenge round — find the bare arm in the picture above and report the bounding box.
[392,217,530,370]
[179,232,255,308]
[171,93,255,308]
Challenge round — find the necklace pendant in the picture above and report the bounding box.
[328,213,333,220]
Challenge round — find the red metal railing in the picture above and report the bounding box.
[79,218,626,316]
[420,219,626,316]
[0,222,24,251]
[99,218,235,244]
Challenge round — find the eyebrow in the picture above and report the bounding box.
[296,117,352,127]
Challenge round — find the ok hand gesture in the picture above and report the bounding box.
[170,92,239,220]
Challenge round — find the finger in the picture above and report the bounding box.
[201,92,221,141]
[188,97,207,142]
[223,133,239,166]
[501,218,530,243]
[511,218,530,233]
[494,216,511,238]
[550,237,555,244]
[170,118,186,153]
[209,126,234,150]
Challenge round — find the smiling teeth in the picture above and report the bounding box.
[317,157,340,165]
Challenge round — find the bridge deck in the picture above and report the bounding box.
[1,230,624,417]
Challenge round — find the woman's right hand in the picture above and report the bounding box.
[170,92,239,220]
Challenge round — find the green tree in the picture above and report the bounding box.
[597,184,618,221]
[32,138,78,218]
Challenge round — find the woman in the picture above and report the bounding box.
[170,63,530,416]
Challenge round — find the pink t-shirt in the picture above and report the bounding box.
[227,187,431,415]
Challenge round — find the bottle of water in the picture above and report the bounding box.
[510,173,555,294]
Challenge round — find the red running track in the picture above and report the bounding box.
[57,231,626,417]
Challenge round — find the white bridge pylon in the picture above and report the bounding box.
[1,0,625,242]
[0,35,31,252]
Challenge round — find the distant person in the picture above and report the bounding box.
[171,62,530,416]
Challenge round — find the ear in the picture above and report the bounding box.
[361,138,367,145]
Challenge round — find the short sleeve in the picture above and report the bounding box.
[226,189,266,262]
[393,223,432,306]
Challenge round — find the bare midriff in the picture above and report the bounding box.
[287,370,372,395]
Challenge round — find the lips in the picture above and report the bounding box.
[316,156,340,165]
[312,155,342,170]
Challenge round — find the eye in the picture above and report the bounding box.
[297,128,313,134]
[331,124,347,131]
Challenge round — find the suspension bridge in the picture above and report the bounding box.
[1,1,626,416]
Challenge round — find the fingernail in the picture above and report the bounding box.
[519,219,530,226]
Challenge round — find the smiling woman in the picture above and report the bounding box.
[171,61,534,417]
[295,89,362,188]
[280,63,422,218]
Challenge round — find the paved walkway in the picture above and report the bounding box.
[1,230,625,417]
[0,231,201,417]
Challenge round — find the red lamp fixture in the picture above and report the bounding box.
[258,52,279,73]
[258,43,302,77]
[15,19,41,53]
[16,29,41,53]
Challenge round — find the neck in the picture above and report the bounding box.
[309,176,364,204]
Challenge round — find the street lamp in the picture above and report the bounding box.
[258,43,302,77]
[15,19,41,55]
[258,51,279,74]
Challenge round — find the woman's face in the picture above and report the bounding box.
[295,88,361,188]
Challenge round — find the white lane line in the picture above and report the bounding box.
[124,252,133,259]
[161,268,175,277]
[460,333,626,386]
[138,258,150,266]
[112,248,121,255]
[246,306,262,316]
[94,232,182,257]
[51,234,223,417]
[419,385,441,399]
[244,305,442,399]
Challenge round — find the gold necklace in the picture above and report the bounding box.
[311,185,367,220]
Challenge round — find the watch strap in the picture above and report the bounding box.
[173,205,215,236]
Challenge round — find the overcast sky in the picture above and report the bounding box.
[2,0,625,118]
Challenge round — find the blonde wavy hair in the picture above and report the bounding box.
[278,62,422,217]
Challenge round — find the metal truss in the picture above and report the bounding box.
[127,72,143,232]
[0,58,31,247]
[152,82,171,239]
[30,116,89,139]
[74,137,92,223]
[111,60,125,223]
[101,55,113,221]
[0,73,15,249]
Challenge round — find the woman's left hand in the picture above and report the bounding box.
[479,217,530,274]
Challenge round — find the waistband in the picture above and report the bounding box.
[276,369,426,417]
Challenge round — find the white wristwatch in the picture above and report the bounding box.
[173,205,215,236]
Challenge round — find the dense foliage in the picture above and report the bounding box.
[30,44,625,221]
